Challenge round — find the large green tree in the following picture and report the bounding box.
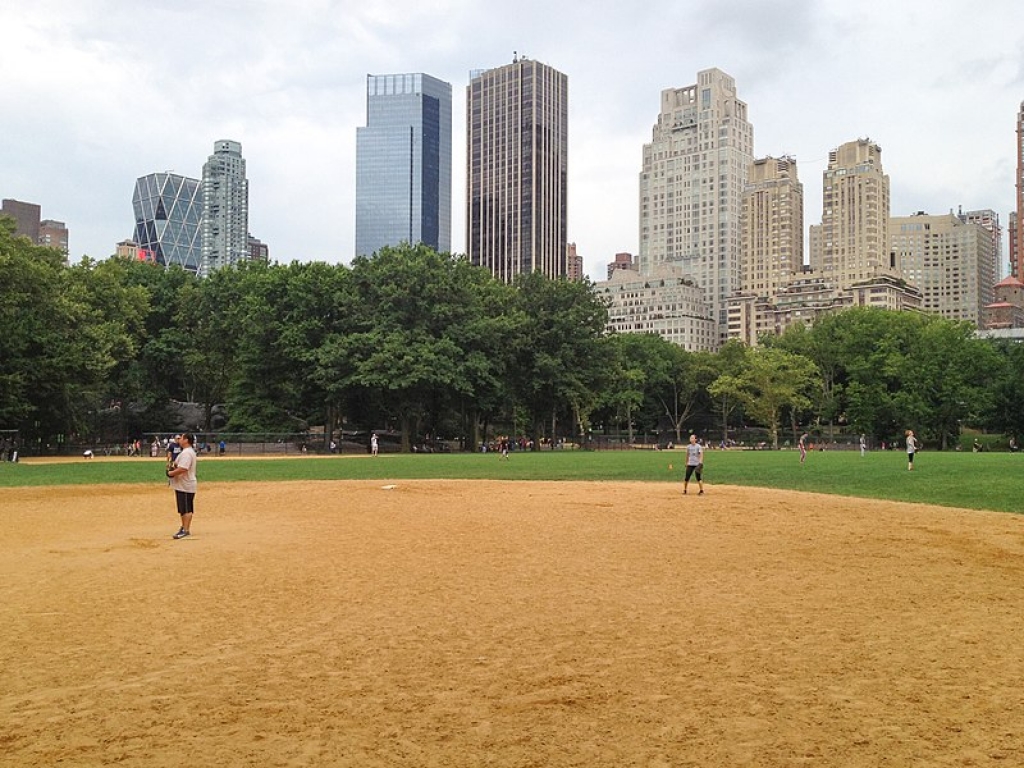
[227,261,356,436]
[987,340,1024,443]
[0,221,147,445]
[726,345,817,449]
[508,272,609,447]
[706,340,749,443]
[335,244,510,451]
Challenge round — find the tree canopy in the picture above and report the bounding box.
[0,228,1015,453]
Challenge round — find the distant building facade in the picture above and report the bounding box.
[248,234,269,262]
[200,140,249,277]
[813,139,895,287]
[38,220,68,254]
[739,156,804,300]
[638,68,753,346]
[356,73,452,258]
[1014,102,1024,280]
[566,242,584,281]
[594,263,716,352]
[116,239,155,263]
[961,208,1002,290]
[606,252,637,280]
[467,57,568,281]
[890,211,997,325]
[132,172,203,272]
[726,141,939,346]
[983,275,1024,330]
[1,199,41,243]
[1010,211,1019,280]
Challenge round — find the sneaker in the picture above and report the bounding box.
[173,529,191,540]
[698,490,704,495]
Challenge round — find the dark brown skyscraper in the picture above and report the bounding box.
[466,57,567,281]
[1,198,41,243]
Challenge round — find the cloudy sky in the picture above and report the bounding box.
[3,0,1023,279]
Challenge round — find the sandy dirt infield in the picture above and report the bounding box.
[2,479,1023,766]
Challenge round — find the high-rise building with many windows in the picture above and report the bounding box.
[812,139,894,286]
[961,208,1002,290]
[890,211,996,325]
[740,156,804,299]
[1013,103,1024,280]
[132,173,203,272]
[356,73,452,258]
[200,140,249,277]
[467,57,568,281]
[638,68,753,345]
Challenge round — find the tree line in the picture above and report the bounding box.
[2,220,1022,453]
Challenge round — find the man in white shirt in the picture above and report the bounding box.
[167,433,198,539]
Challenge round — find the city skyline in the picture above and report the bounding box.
[2,1,1022,280]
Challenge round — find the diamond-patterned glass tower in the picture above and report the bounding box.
[132,173,203,272]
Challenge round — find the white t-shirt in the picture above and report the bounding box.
[172,446,198,493]
[686,442,704,466]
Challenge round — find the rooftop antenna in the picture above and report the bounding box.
[513,51,518,63]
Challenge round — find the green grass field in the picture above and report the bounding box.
[2,448,1021,514]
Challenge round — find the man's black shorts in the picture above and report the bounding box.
[175,490,196,515]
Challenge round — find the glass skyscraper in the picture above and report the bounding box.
[200,139,249,277]
[356,73,452,257]
[132,173,203,272]
[466,58,568,281]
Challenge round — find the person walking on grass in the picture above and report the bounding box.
[799,432,809,464]
[683,434,704,495]
[167,433,198,539]
[906,429,920,471]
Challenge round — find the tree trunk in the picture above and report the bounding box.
[400,414,412,453]
[466,406,479,453]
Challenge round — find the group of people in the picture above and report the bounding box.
[798,429,921,471]
[684,427,923,497]
[157,423,933,537]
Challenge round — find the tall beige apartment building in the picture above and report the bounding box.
[639,68,753,345]
[466,57,568,282]
[890,211,997,325]
[728,139,929,345]
[740,156,804,299]
[961,209,1001,293]
[727,156,805,345]
[812,139,894,287]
